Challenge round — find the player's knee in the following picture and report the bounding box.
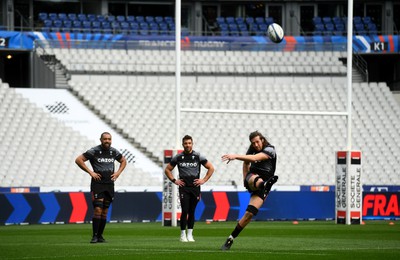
[246,205,259,216]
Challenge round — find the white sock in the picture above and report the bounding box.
[229,235,234,240]
[187,229,193,237]
[181,230,186,237]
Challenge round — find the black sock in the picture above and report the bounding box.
[231,223,243,238]
[98,218,107,236]
[92,217,101,236]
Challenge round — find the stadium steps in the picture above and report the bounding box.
[69,84,163,167]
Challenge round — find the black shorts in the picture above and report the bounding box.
[245,172,274,200]
[179,186,200,198]
[91,182,115,201]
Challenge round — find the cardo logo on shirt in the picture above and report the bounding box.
[97,158,115,163]
[179,162,198,168]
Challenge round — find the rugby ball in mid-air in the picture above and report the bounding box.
[267,23,284,43]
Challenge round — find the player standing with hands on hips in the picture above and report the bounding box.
[164,135,215,242]
[221,131,278,250]
[75,132,127,243]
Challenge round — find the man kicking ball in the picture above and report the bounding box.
[221,131,278,250]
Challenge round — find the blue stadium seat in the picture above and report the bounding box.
[313,16,322,25]
[159,22,168,36]
[63,20,72,29]
[164,16,173,23]
[87,14,96,22]
[216,17,225,25]
[120,22,130,34]
[235,17,244,25]
[149,22,159,35]
[53,20,62,28]
[225,16,235,24]
[332,16,342,25]
[126,16,135,22]
[129,22,139,35]
[255,17,265,25]
[354,23,366,35]
[314,23,325,35]
[49,13,58,21]
[97,15,105,22]
[68,13,77,21]
[111,21,120,32]
[107,15,115,22]
[258,23,268,32]
[353,16,362,25]
[43,20,52,28]
[245,17,254,25]
[145,16,155,23]
[136,16,145,23]
[117,15,125,22]
[77,14,87,21]
[367,23,378,35]
[363,16,372,24]
[91,21,101,33]
[101,21,111,29]
[58,13,68,21]
[229,23,239,36]
[155,16,164,23]
[38,12,48,21]
[335,23,345,35]
[265,17,274,25]
[322,17,332,25]
[72,21,82,32]
[324,23,335,35]
[82,21,92,32]
[219,23,228,36]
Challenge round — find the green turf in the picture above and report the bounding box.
[0,221,399,259]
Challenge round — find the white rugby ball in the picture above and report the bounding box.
[267,23,284,43]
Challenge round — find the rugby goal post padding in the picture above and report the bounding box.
[335,151,362,225]
[162,149,182,227]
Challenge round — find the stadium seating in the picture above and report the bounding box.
[312,16,378,35]
[0,80,160,188]
[53,48,346,76]
[2,45,399,188]
[64,72,400,187]
[36,12,176,35]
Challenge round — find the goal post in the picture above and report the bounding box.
[335,151,362,225]
[162,149,182,227]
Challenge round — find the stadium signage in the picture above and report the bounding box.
[0,37,9,48]
[363,193,399,218]
[370,42,388,51]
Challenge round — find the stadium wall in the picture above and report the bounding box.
[0,189,398,225]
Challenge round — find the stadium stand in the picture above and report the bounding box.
[65,73,400,187]
[48,48,347,76]
[38,12,176,35]
[0,80,160,189]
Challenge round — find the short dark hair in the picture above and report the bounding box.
[182,135,193,143]
[100,132,111,139]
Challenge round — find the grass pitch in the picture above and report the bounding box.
[0,221,399,260]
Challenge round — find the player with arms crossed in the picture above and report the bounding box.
[75,132,127,243]
[165,135,215,242]
[221,131,278,250]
